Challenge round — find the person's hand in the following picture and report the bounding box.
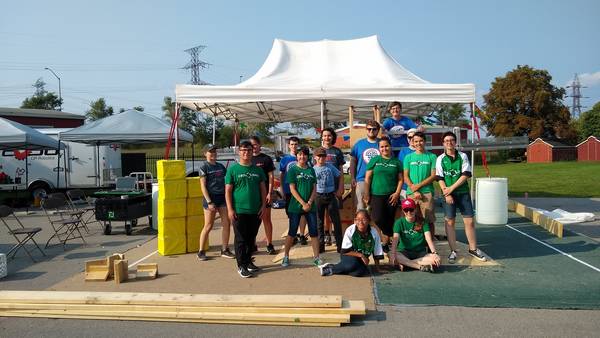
[258,205,266,217]
[361,254,370,266]
[351,178,357,188]
[388,192,400,205]
[445,195,454,205]
[228,209,237,222]
[362,192,370,206]
[431,253,441,267]
[417,125,425,132]
[336,187,344,199]
[302,202,311,212]
[208,203,216,212]
[389,254,396,266]
[266,193,272,204]
[412,191,422,200]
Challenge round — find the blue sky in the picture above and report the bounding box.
[1,0,599,123]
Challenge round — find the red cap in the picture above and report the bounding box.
[401,198,416,210]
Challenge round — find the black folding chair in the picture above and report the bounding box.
[48,192,89,233]
[0,205,46,262]
[66,189,99,230]
[41,196,87,248]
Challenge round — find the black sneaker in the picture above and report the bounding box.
[266,243,276,255]
[325,233,332,246]
[247,261,260,273]
[294,234,301,245]
[382,244,390,253]
[237,266,253,278]
[319,244,326,254]
[300,235,308,245]
[197,251,208,261]
[468,248,488,262]
[220,248,235,259]
[252,244,258,253]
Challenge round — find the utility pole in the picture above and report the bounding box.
[566,73,587,118]
[182,45,211,85]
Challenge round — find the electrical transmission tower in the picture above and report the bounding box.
[566,73,587,118]
[182,45,211,85]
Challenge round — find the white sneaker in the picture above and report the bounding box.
[448,250,457,264]
[319,263,334,276]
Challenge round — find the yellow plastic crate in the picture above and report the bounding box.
[158,179,187,200]
[187,197,204,216]
[186,215,207,253]
[157,217,186,238]
[186,177,203,198]
[157,160,185,180]
[187,233,209,253]
[158,199,186,218]
[158,235,186,256]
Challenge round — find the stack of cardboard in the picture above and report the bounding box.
[156,160,187,255]
[186,177,207,253]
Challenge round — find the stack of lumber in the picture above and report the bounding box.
[156,160,188,255]
[0,291,365,327]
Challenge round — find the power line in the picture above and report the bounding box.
[566,73,588,118]
[182,45,211,85]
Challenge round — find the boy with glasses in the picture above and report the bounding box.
[435,131,487,262]
[350,120,381,210]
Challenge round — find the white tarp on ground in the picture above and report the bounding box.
[531,208,596,224]
[60,110,193,145]
[175,35,475,123]
[0,117,64,150]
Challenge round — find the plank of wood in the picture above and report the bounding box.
[508,200,564,238]
[84,271,109,282]
[113,260,128,284]
[0,299,365,315]
[107,254,124,278]
[0,291,342,308]
[84,259,109,281]
[136,263,158,279]
[0,311,341,327]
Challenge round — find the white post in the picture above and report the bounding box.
[175,104,179,160]
[470,102,475,201]
[212,113,216,144]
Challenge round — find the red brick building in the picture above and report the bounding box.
[527,138,577,163]
[576,136,600,161]
[0,107,85,128]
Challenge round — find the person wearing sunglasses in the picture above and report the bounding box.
[363,136,403,253]
[382,102,423,157]
[390,198,440,272]
[225,141,267,278]
[349,120,381,210]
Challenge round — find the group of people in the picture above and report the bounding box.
[195,101,486,279]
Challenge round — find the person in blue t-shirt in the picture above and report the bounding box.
[382,101,423,156]
[313,147,343,254]
[350,120,381,210]
[279,136,308,244]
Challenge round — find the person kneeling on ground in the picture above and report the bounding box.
[389,198,441,273]
[319,210,383,277]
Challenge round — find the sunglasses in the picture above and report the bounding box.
[403,208,415,213]
[366,127,379,131]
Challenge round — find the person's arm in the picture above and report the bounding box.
[390,233,399,266]
[424,231,441,266]
[225,184,236,221]
[289,183,308,210]
[412,169,437,192]
[349,156,357,187]
[266,170,274,203]
[258,179,267,217]
[199,176,215,212]
[305,183,317,212]
[336,163,344,198]
[363,170,372,205]
[389,168,403,206]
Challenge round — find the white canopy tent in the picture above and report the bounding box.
[175,35,475,125]
[0,117,65,150]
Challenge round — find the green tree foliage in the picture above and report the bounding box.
[85,98,114,121]
[432,103,469,127]
[579,101,600,140]
[119,106,144,113]
[20,78,62,110]
[483,65,576,142]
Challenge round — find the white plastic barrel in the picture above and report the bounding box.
[151,183,159,230]
[476,177,508,225]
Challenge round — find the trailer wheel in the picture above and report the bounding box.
[29,182,50,200]
[103,221,112,235]
[131,218,138,227]
[125,222,133,236]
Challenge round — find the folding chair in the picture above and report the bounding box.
[41,196,87,248]
[48,192,89,232]
[66,189,99,230]
[0,205,46,262]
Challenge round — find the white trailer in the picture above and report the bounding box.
[0,128,121,197]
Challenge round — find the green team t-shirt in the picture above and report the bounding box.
[286,165,317,213]
[435,151,471,194]
[403,151,437,195]
[366,155,402,195]
[225,163,266,214]
[393,217,431,252]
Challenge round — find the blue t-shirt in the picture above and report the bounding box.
[313,164,341,194]
[350,138,380,182]
[398,147,416,190]
[383,116,418,149]
[279,154,297,194]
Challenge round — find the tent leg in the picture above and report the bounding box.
[212,113,216,144]
[320,100,325,130]
[97,144,100,187]
[470,103,475,202]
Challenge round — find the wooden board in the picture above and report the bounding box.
[113,260,128,284]
[84,259,109,281]
[0,291,343,308]
[107,254,124,278]
[508,200,564,238]
[84,271,110,282]
[136,263,158,279]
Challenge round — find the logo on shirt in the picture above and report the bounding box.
[237,172,260,180]
[444,169,461,177]
[375,162,398,168]
[362,148,380,164]
[409,160,431,167]
[296,172,314,180]
[388,125,405,138]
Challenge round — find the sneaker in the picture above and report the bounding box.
[294,234,301,245]
[247,260,260,273]
[197,251,208,261]
[237,266,253,278]
[419,264,434,273]
[325,233,332,246]
[319,263,334,276]
[313,257,323,266]
[319,244,326,254]
[448,250,457,264]
[300,235,308,245]
[281,256,290,267]
[220,248,235,259]
[382,244,390,253]
[468,248,487,262]
[266,244,276,255]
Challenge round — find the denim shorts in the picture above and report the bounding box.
[288,212,318,237]
[443,192,474,218]
[202,194,226,209]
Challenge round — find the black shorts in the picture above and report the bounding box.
[400,249,427,260]
[202,194,226,209]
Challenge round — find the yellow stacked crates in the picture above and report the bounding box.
[186,177,207,253]
[157,160,187,255]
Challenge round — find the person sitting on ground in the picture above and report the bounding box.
[389,198,441,272]
[319,210,383,277]
[197,144,234,261]
[281,146,322,267]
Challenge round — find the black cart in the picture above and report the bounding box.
[94,191,152,235]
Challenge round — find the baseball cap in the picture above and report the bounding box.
[202,144,218,153]
[407,128,418,136]
[314,147,327,156]
[401,198,416,211]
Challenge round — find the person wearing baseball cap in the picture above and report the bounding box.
[389,198,440,272]
[313,146,343,253]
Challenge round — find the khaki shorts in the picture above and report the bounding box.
[355,181,367,210]
[408,192,436,224]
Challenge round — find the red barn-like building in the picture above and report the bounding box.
[527,138,576,163]
[577,136,600,161]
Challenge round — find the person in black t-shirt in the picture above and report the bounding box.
[250,136,277,255]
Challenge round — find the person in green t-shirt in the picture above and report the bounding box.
[403,131,438,236]
[281,146,321,268]
[390,198,440,272]
[225,141,266,279]
[363,136,403,253]
[435,131,487,263]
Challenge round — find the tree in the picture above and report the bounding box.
[579,101,600,140]
[85,98,114,121]
[20,78,62,110]
[431,103,469,127]
[119,106,144,113]
[482,65,576,142]
[161,96,197,132]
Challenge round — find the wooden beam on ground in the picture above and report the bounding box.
[136,263,158,279]
[84,259,109,281]
[508,200,564,238]
[113,260,129,284]
[107,253,124,278]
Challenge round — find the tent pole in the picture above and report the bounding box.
[56,141,60,188]
[63,143,68,189]
[320,100,325,130]
[175,108,179,160]
[97,143,100,187]
[470,102,475,202]
[212,113,216,144]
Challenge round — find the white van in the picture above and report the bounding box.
[0,128,121,197]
